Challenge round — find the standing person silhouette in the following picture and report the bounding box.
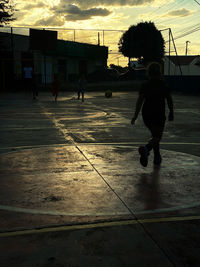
[23,66,38,99]
[77,74,86,102]
[52,74,59,101]
[131,62,174,167]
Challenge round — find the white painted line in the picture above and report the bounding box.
[0,205,128,216]
[0,201,200,217]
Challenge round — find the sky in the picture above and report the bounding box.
[9,0,200,66]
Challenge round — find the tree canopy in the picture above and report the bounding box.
[118,22,165,65]
[0,0,15,26]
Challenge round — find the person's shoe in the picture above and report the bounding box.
[138,146,149,167]
[154,153,162,165]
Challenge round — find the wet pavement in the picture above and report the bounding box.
[0,91,200,266]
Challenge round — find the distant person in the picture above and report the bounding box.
[131,62,174,167]
[23,66,38,99]
[51,74,59,101]
[77,74,87,102]
[32,74,38,100]
[23,66,33,80]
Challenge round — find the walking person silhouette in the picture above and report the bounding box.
[131,62,174,167]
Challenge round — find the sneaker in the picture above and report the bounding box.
[138,146,149,167]
[154,153,162,165]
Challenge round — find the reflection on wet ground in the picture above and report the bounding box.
[0,92,200,267]
[0,91,200,222]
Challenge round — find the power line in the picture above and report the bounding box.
[149,0,186,17]
[153,0,197,28]
[174,26,200,40]
[150,0,188,22]
[173,23,200,36]
[194,0,200,6]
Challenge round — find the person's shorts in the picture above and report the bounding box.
[78,88,85,93]
[143,117,166,129]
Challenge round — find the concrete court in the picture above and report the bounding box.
[0,91,200,266]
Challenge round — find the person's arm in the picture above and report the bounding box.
[131,94,144,125]
[166,94,174,121]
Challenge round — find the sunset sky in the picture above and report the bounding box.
[10,0,200,66]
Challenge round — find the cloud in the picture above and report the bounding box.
[55,0,155,9]
[15,11,27,20]
[166,8,194,17]
[53,4,111,21]
[34,15,65,26]
[49,0,156,22]
[22,2,46,10]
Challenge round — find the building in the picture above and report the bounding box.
[164,55,200,76]
[0,30,108,91]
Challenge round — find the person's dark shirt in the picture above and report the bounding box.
[140,78,170,125]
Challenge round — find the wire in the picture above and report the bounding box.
[174,26,200,40]
[153,0,198,28]
[150,0,188,22]
[194,0,200,6]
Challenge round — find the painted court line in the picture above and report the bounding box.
[1,215,200,238]
[0,201,200,217]
[0,205,128,217]
[0,142,200,152]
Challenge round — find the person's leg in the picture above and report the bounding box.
[148,125,164,165]
[82,91,84,102]
[77,89,80,99]
[138,123,164,167]
[148,126,163,150]
[138,121,152,167]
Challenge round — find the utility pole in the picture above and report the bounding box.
[185,41,190,55]
[168,28,171,75]
[98,32,100,46]
[73,30,76,42]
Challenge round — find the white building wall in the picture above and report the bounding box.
[164,57,200,76]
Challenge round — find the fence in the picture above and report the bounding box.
[0,26,129,68]
[1,26,190,92]
[0,26,175,68]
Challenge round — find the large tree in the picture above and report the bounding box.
[0,0,15,26]
[119,22,165,65]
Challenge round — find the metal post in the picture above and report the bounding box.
[44,52,47,88]
[98,32,100,46]
[10,27,14,53]
[170,29,182,76]
[185,41,190,55]
[43,29,47,88]
[74,30,76,42]
[10,27,14,88]
[168,28,171,75]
